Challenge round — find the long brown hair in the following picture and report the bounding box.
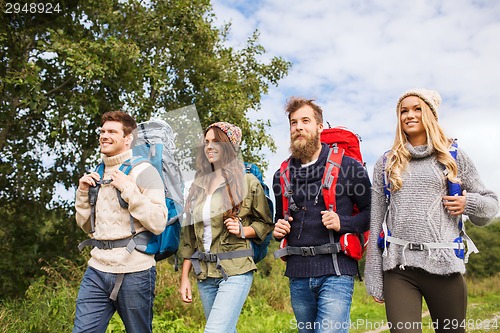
[185,126,244,219]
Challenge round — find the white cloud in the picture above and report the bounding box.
[212,0,500,211]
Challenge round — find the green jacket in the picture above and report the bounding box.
[179,173,274,279]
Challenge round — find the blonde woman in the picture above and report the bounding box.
[364,89,498,333]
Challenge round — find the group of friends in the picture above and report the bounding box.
[73,88,499,333]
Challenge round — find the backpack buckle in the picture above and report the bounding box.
[100,240,114,250]
[408,243,424,251]
[199,252,218,262]
[329,242,341,253]
[300,246,316,256]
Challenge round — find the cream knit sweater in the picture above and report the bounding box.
[365,144,499,300]
[75,150,168,274]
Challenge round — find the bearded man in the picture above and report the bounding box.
[272,97,371,333]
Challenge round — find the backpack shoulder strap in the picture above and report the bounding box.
[244,162,263,182]
[117,156,151,235]
[449,139,458,159]
[88,162,106,234]
[279,157,292,220]
[119,156,150,175]
[95,162,105,178]
[382,150,391,204]
[321,147,343,275]
[321,147,343,212]
[446,140,478,260]
[447,140,461,196]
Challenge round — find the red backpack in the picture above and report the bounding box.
[276,125,369,264]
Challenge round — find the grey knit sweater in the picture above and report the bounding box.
[365,143,499,300]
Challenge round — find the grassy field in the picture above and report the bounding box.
[1,250,499,333]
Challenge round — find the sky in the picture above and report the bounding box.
[210,0,500,213]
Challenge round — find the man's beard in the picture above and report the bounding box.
[290,131,321,162]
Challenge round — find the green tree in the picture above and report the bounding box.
[464,218,500,278]
[0,0,290,298]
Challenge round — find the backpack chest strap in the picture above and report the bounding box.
[386,236,465,251]
[77,231,151,253]
[385,234,466,270]
[189,249,254,280]
[273,242,341,259]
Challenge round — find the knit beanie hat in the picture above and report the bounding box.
[206,122,242,151]
[397,88,442,119]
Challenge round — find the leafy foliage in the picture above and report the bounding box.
[0,0,290,298]
[0,258,84,333]
[464,218,500,278]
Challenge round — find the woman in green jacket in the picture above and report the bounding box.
[178,122,273,333]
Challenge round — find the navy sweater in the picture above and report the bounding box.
[273,143,372,278]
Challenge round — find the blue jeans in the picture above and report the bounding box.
[289,275,354,333]
[197,271,253,333]
[73,266,156,333]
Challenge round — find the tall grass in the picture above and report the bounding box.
[0,258,83,333]
[1,253,500,333]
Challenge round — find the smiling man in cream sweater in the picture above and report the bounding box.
[73,111,168,333]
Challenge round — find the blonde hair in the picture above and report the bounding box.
[385,97,459,192]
